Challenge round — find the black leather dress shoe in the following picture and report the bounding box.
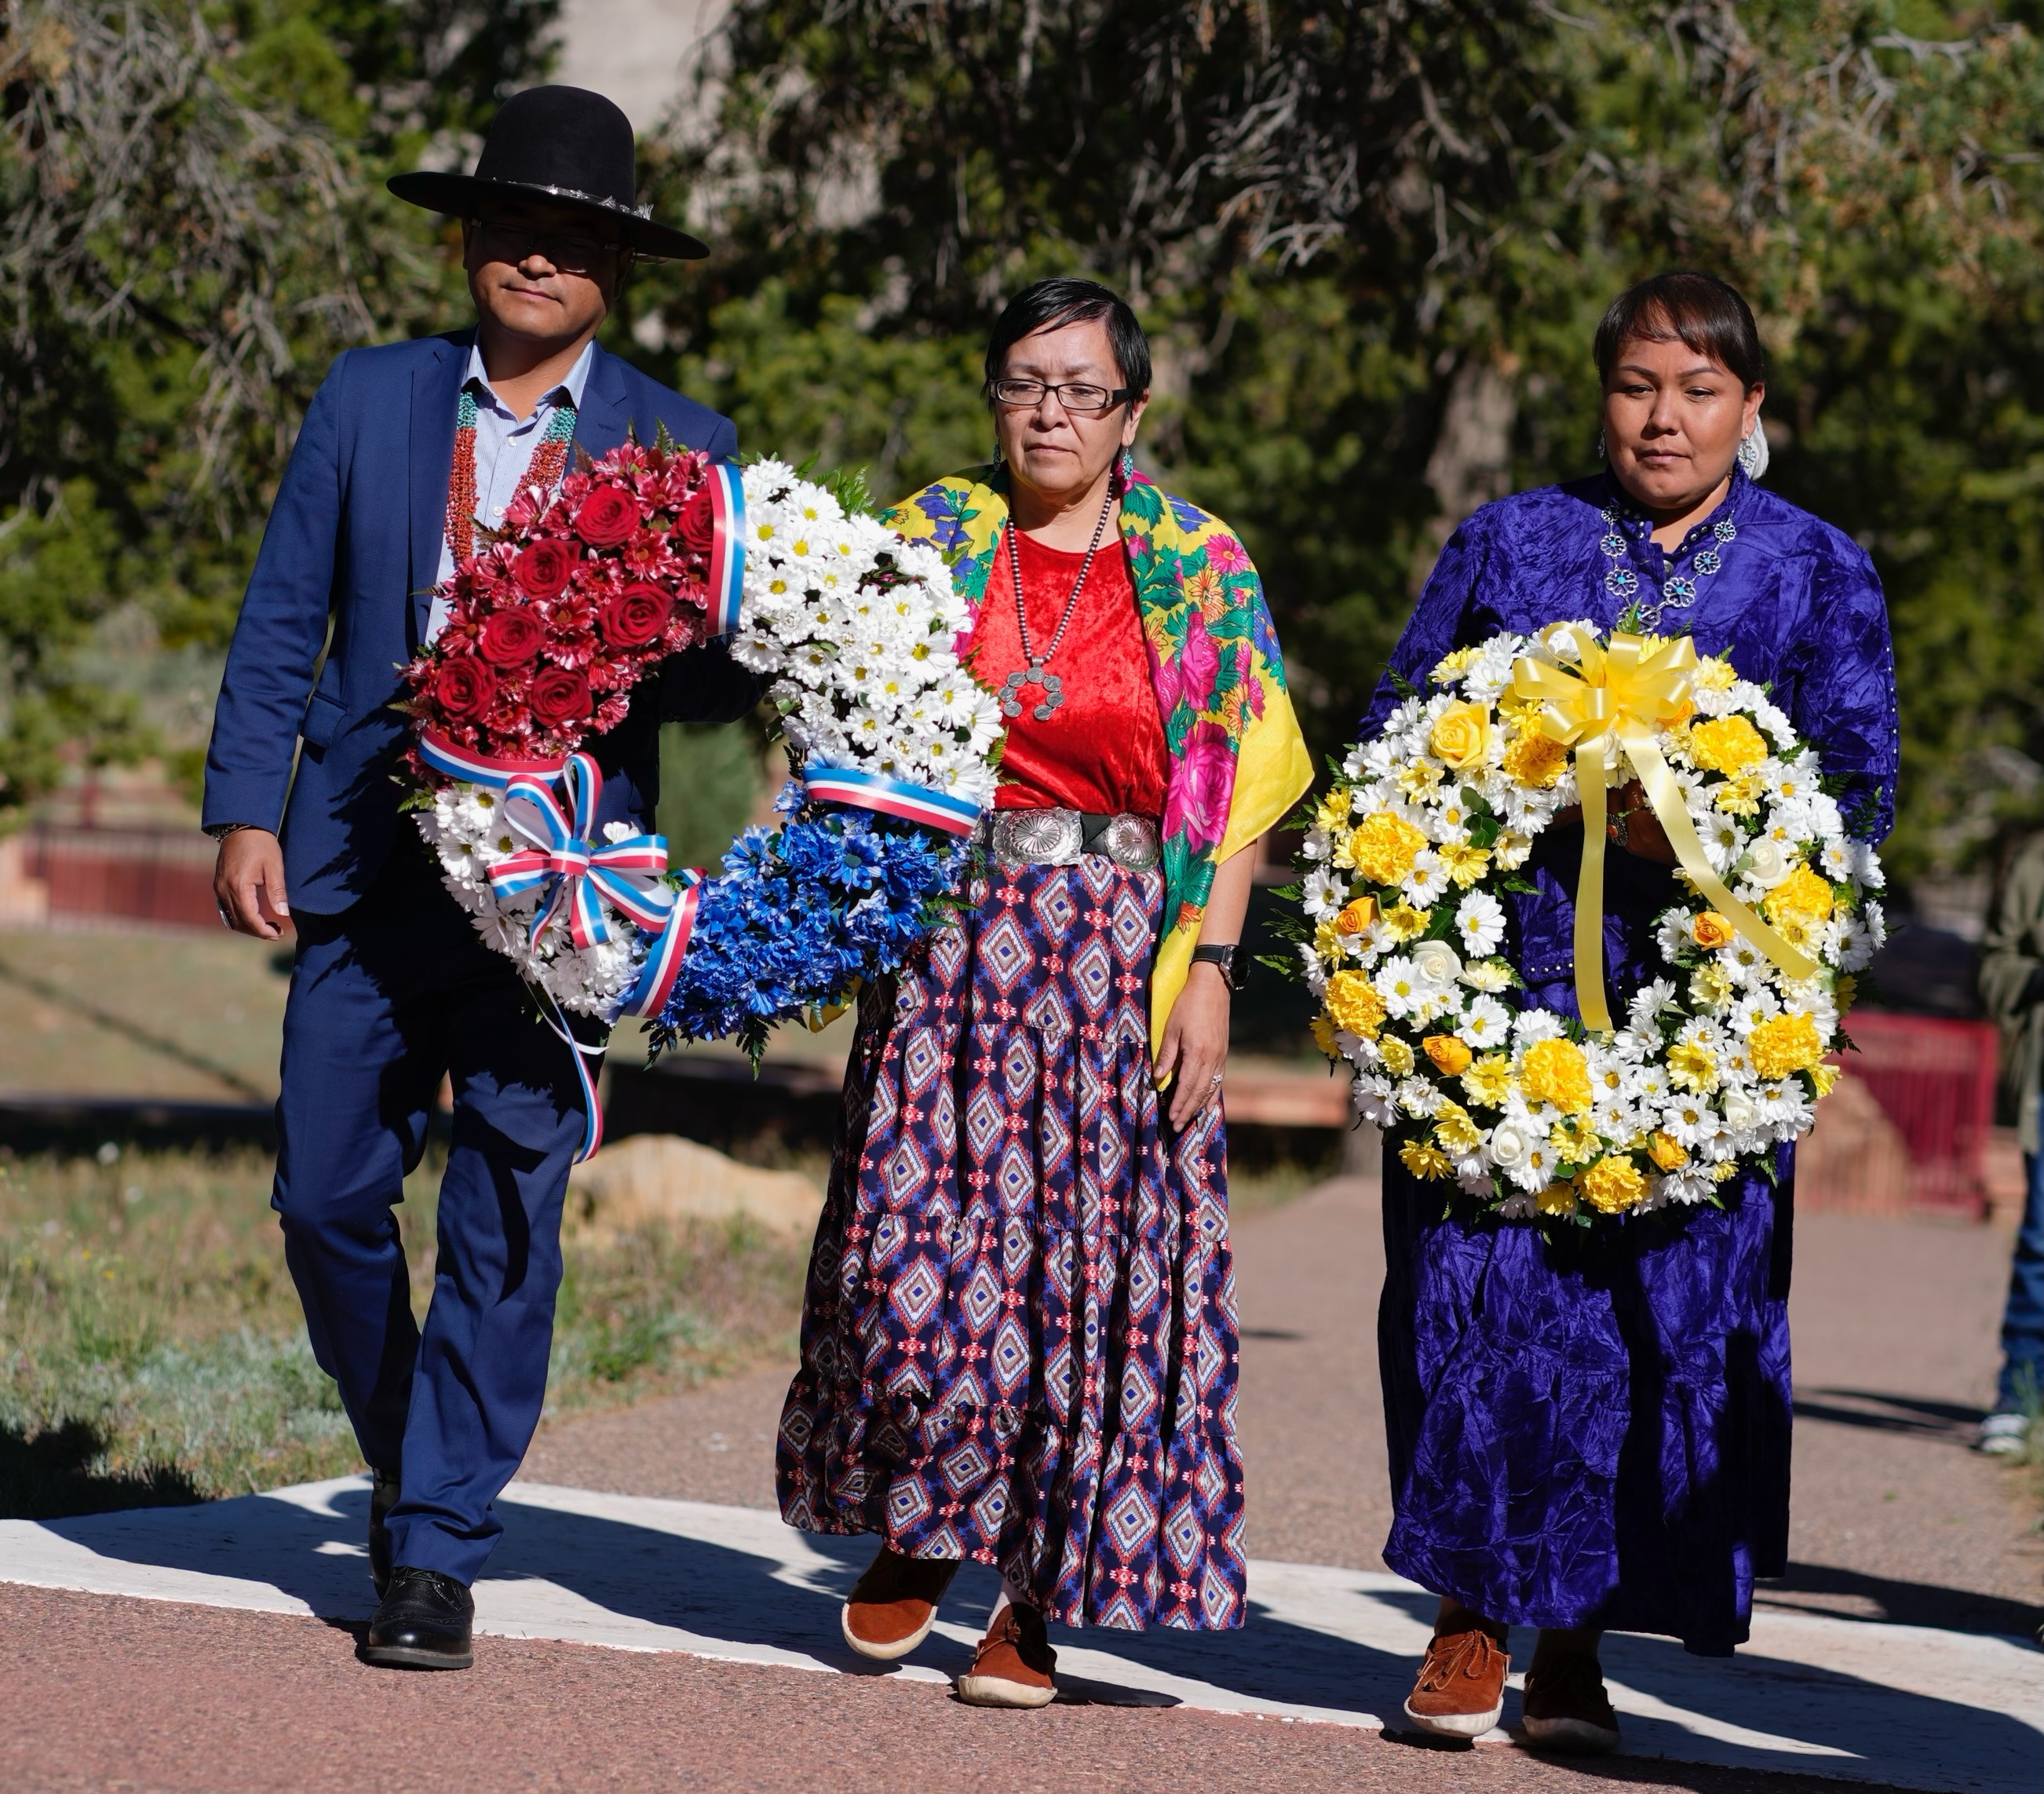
[368,1469,399,1600]
[360,1568,474,1670]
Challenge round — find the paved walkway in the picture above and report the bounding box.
[3,1177,2039,1792]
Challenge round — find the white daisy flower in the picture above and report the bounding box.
[1456,890,1507,956]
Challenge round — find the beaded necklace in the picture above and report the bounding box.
[443,384,579,567]
[1600,488,1738,634]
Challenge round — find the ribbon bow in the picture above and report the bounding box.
[488,753,675,949]
[1509,624,1816,1032]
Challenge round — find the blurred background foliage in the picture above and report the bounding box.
[5,0,2044,876]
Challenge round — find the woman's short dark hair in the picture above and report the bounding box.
[985,276,1152,397]
[1594,272,1766,392]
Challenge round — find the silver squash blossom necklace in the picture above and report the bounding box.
[999,488,1115,722]
[1601,496,1739,634]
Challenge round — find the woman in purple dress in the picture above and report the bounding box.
[1374,273,1899,1751]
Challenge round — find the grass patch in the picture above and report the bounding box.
[0,1145,806,1517]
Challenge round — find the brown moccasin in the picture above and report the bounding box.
[955,1602,1057,1708]
[1522,1652,1621,1753]
[1402,1624,1509,1739]
[841,1545,961,1661]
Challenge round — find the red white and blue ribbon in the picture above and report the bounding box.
[804,766,982,837]
[706,462,746,636]
[488,753,675,949]
[617,869,706,1019]
[418,729,567,790]
[530,989,609,1164]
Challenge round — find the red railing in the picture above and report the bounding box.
[22,824,221,930]
[1832,1010,1999,1215]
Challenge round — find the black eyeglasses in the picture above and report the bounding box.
[470,221,628,276]
[990,378,1136,417]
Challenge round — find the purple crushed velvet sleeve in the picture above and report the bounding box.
[1783,539,1900,844]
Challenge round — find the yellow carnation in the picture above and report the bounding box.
[1519,1037,1592,1115]
[1668,1040,1718,1092]
[1647,1131,1690,1171]
[1460,1054,1514,1108]
[1688,714,1770,775]
[1424,1034,1474,1076]
[1691,911,1736,950]
[1502,731,1571,790]
[1379,1036,1416,1077]
[1400,1139,1454,1181]
[1693,656,1738,692]
[1535,1183,1579,1217]
[1345,812,1429,887]
[1429,701,1492,771]
[1577,1154,1648,1214]
[1335,895,1380,935]
[1750,1011,1825,1080]
[1764,864,1834,930]
[1325,971,1388,1039]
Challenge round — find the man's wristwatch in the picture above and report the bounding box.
[1191,943,1248,992]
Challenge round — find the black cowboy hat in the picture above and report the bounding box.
[388,85,707,262]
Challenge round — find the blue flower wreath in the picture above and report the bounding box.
[646,783,971,1061]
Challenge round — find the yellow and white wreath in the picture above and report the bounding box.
[1291,623,1886,1221]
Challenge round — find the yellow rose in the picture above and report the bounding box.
[1325,970,1388,1039]
[1688,714,1770,775]
[1577,1154,1648,1214]
[1400,1139,1454,1181]
[1379,1036,1417,1077]
[1535,1182,1579,1217]
[1519,1037,1592,1115]
[1750,1011,1824,1080]
[1424,1034,1474,1076]
[1502,731,1571,790]
[1763,864,1834,930]
[1429,702,1492,771]
[1690,911,1736,951]
[1335,895,1380,936]
[1345,812,1429,887]
[1647,1131,1690,1171]
[1460,1054,1514,1108]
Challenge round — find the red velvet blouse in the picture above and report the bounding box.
[969,529,1169,818]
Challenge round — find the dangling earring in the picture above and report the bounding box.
[1595,429,1607,461]
[1115,446,1136,491]
[1737,422,1769,481]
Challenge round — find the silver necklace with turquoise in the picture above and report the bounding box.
[1601,490,1739,634]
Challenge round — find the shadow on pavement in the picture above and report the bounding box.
[1760,1559,2042,1638]
[1793,1389,1984,1442]
[31,1481,2043,1789]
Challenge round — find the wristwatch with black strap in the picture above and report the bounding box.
[1190,942,1248,992]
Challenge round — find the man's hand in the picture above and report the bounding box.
[214,828,290,939]
[1154,962,1232,1132]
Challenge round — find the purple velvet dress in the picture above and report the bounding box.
[1367,468,1898,1655]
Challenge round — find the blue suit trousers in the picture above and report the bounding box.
[275,833,591,1582]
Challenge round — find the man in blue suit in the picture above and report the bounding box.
[203,86,750,1669]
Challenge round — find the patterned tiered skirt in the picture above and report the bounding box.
[776,856,1247,1631]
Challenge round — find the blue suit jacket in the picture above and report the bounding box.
[203,332,746,915]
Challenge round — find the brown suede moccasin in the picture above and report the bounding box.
[1402,1626,1510,1739]
[1522,1653,1622,1753]
[955,1602,1057,1708]
[841,1546,961,1661]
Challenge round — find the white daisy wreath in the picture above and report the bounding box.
[1291,623,1886,1221]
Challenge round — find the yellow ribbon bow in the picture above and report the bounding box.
[1509,624,1816,1032]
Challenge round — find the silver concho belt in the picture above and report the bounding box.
[980,808,1161,871]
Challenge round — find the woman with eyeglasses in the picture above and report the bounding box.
[776,276,1312,1705]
